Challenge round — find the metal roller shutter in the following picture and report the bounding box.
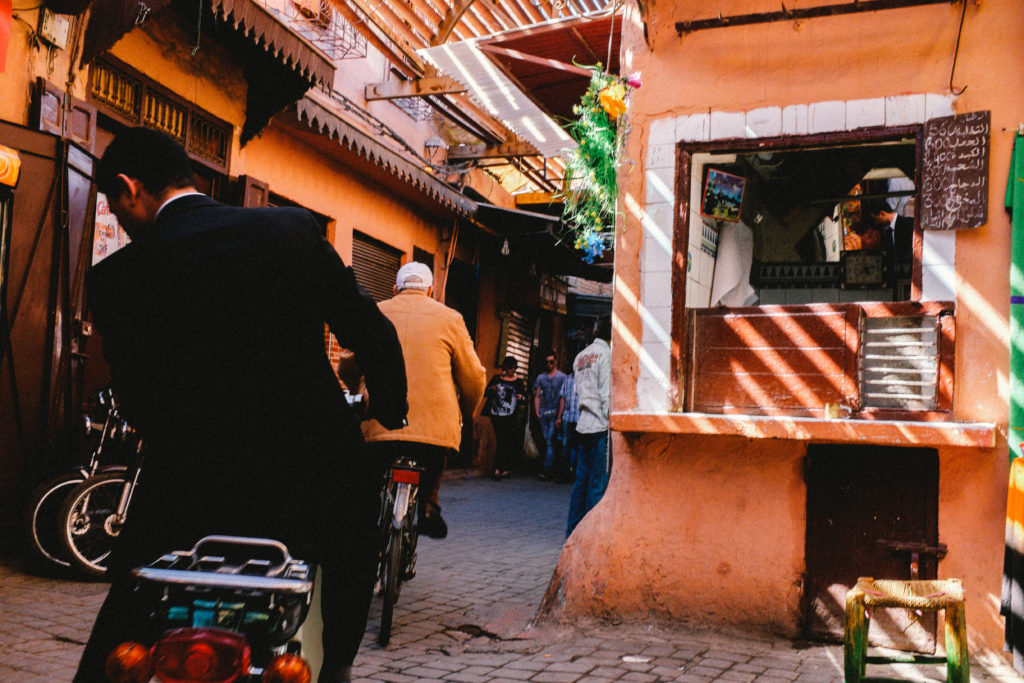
[351,231,401,302]
[500,310,535,380]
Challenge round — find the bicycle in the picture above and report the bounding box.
[376,454,423,647]
[23,387,132,572]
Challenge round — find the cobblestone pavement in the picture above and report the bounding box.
[2,472,1023,682]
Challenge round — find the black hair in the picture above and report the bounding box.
[862,196,892,218]
[501,355,517,370]
[96,127,196,199]
[594,315,612,341]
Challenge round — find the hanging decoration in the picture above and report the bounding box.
[558,65,641,263]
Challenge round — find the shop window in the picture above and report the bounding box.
[677,128,955,419]
[685,134,918,308]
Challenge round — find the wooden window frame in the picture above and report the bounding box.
[671,126,957,421]
[87,56,232,175]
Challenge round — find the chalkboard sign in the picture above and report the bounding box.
[920,110,990,231]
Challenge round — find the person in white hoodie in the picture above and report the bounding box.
[566,315,612,537]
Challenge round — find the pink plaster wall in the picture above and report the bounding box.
[551,0,1024,659]
[548,433,806,633]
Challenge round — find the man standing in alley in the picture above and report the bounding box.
[75,127,408,683]
[566,315,612,537]
[360,262,486,539]
[534,350,567,481]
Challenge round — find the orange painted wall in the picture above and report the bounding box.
[239,122,444,263]
[550,0,1024,659]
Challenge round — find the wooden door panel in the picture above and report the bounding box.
[689,305,859,413]
[693,346,850,376]
[694,307,854,348]
[693,372,852,414]
[804,445,940,652]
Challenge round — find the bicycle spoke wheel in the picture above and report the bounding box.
[378,523,404,647]
[59,472,130,579]
[24,473,84,569]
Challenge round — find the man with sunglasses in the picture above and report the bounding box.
[533,351,567,481]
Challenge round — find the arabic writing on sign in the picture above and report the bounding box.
[920,110,990,231]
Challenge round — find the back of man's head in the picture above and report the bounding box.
[97,127,196,200]
[594,315,612,342]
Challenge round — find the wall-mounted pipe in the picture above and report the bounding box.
[676,0,957,36]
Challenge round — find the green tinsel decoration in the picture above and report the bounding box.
[558,64,638,263]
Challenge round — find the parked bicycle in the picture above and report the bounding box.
[23,387,135,575]
[376,454,423,646]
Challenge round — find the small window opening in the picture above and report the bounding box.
[687,139,917,308]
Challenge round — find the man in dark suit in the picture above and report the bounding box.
[863,197,914,295]
[73,127,408,683]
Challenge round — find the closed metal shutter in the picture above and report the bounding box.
[500,310,535,380]
[351,231,401,302]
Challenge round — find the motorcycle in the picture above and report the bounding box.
[104,535,317,683]
[24,386,136,575]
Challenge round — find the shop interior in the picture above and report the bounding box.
[687,138,917,308]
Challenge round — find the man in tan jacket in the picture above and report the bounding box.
[361,262,486,538]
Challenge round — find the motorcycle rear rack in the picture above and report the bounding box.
[132,536,314,645]
[132,535,313,595]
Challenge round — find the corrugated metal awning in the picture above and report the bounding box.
[419,40,576,159]
[295,92,477,218]
[471,200,613,282]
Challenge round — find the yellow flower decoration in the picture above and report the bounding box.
[598,83,627,121]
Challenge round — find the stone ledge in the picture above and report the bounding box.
[610,412,996,449]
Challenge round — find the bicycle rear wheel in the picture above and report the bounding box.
[59,471,130,579]
[378,521,404,647]
[24,472,85,569]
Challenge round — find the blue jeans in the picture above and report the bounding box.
[562,421,579,472]
[566,429,610,537]
[539,411,559,473]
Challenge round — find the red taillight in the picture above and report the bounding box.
[151,628,250,683]
[263,653,312,683]
[392,468,420,484]
[106,641,152,683]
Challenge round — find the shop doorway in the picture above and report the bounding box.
[804,444,940,652]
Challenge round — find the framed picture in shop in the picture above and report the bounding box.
[700,168,746,223]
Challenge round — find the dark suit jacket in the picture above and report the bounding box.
[892,214,914,264]
[86,194,407,567]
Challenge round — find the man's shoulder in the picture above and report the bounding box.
[160,198,318,240]
[390,293,465,322]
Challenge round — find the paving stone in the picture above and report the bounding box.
[532,673,585,683]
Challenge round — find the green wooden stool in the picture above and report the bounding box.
[844,577,968,682]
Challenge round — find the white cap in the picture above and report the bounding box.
[396,261,433,291]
